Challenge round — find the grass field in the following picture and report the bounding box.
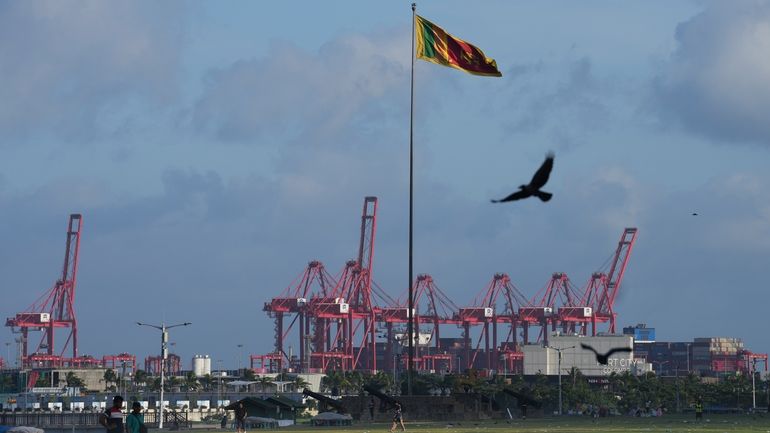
[199,414,770,433]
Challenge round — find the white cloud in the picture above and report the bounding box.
[652,1,770,144]
[495,57,614,148]
[0,1,185,142]
[192,31,410,143]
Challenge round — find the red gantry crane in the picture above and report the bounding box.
[258,197,640,374]
[258,260,338,372]
[316,197,386,372]
[588,227,638,334]
[381,274,461,373]
[6,214,83,368]
[456,273,530,371]
[258,197,391,373]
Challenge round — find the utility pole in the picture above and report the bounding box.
[752,358,757,410]
[546,345,575,416]
[217,359,223,411]
[675,366,680,413]
[122,361,128,404]
[137,321,191,429]
[237,344,243,376]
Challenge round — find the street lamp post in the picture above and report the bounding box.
[22,370,28,410]
[216,359,224,410]
[237,344,244,376]
[546,345,575,416]
[751,358,757,410]
[121,361,128,403]
[137,321,191,429]
[674,364,681,413]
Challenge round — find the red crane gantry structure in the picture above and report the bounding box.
[256,197,639,374]
[456,273,530,372]
[258,197,397,373]
[5,214,138,374]
[6,214,83,368]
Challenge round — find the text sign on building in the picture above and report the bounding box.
[601,358,639,375]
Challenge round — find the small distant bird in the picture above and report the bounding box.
[491,152,554,203]
[580,343,632,365]
[692,212,698,216]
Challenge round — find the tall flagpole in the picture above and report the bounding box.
[407,2,416,396]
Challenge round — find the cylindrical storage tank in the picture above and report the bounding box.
[193,355,205,377]
[203,355,211,375]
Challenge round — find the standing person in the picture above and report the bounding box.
[126,402,146,433]
[694,399,703,422]
[234,401,247,433]
[99,396,125,433]
[368,398,375,422]
[389,402,405,433]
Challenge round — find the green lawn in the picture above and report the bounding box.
[197,414,770,433]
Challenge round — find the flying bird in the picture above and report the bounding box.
[491,152,554,203]
[692,212,698,216]
[580,343,632,365]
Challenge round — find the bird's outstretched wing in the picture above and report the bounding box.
[605,347,633,357]
[580,343,598,355]
[529,153,554,190]
[491,189,530,203]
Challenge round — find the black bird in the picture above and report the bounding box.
[491,152,554,203]
[580,343,632,365]
[692,212,698,216]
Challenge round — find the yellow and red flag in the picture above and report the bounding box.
[415,15,502,77]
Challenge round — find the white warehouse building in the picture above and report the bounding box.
[521,334,652,376]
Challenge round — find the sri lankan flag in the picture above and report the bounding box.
[415,15,502,77]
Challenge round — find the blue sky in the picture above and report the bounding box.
[2,0,770,370]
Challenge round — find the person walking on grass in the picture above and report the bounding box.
[235,401,247,433]
[695,399,703,422]
[389,402,405,432]
[369,397,376,422]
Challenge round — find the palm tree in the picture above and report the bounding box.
[200,374,215,391]
[321,370,341,393]
[65,372,86,389]
[134,370,149,388]
[344,371,364,394]
[366,371,393,393]
[148,377,162,392]
[257,376,274,393]
[184,372,199,392]
[291,375,310,392]
[0,373,16,393]
[103,369,118,391]
[242,369,257,381]
[453,370,484,395]
[166,375,181,392]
